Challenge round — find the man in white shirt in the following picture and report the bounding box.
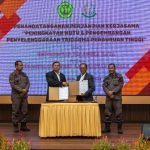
[76,63,95,102]
[46,61,68,101]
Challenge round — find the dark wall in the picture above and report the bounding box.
[100,104,150,123]
[0,104,40,122]
[0,104,150,123]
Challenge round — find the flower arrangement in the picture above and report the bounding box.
[0,135,10,150]
[0,132,31,150]
[92,136,110,150]
[12,138,30,150]
[114,139,130,150]
[132,135,150,150]
[91,135,150,150]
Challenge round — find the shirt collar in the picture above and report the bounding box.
[109,72,117,78]
[14,70,22,75]
[81,72,86,77]
[54,71,60,75]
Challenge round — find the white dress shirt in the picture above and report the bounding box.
[54,71,60,81]
[79,73,86,81]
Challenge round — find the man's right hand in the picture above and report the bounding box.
[108,91,113,96]
[62,82,69,87]
[110,95,115,99]
[22,89,27,94]
[81,93,85,96]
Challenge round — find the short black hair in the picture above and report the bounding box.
[108,63,116,69]
[80,63,88,69]
[52,61,60,66]
[15,60,23,67]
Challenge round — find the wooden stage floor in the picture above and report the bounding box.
[0,123,142,150]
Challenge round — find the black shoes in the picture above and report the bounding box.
[13,122,30,132]
[118,123,123,134]
[102,127,111,133]
[102,123,123,134]
[102,124,111,133]
[118,128,123,134]
[20,122,30,132]
[13,123,19,133]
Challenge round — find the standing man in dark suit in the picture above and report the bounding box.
[9,60,30,132]
[102,63,124,134]
[46,61,68,101]
[76,63,95,102]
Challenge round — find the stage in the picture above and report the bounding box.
[0,123,142,150]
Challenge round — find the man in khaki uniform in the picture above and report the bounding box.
[102,64,124,134]
[9,60,30,132]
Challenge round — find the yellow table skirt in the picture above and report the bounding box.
[39,103,101,137]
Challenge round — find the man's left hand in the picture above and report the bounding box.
[81,93,85,96]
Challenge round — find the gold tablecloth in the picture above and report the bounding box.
[39,103,101,137]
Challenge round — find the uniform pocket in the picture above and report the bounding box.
[113,79,119,86]
[106,80,111,85]
[14,78,19,84]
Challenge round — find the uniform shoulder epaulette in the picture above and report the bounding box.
[116,73,122,77]
[104,75,109,80]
